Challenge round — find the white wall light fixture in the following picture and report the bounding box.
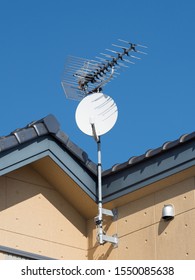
[162,204,175,221]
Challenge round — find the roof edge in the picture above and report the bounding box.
[102,131,195,176]
[0,114,97,175]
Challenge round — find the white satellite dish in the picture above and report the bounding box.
[75,92,118,137]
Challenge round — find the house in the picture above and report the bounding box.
[0,114,195,260]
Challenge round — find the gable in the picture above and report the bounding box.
[0,135,97,218]
[0,164,88,259]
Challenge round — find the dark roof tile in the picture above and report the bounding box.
[128,154,145,165]
[162,141,171,150]
[128,156,137,164]
[12,127,38,144]
[101,167,112,177]
[112,161,129,172]
[31,123,48,136]
[163,139,180,150]
[54,130,69,145]
[42,114,60,134]
[145,147,162,157]
[0,135,18,152]
[111,163,121,172]
[179,132,195,143]
[66,139,89,162]
[145,149,153,158]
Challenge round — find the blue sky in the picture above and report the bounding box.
[0,1,195,170]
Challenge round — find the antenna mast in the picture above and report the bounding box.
[61,38,147,247]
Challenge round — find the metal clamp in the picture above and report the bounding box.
[97,233,118,248]
[102,208,118,220]
[95,208,118,247]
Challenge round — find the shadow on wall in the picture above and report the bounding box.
[158,219,172,235]
[87,215,116,260]
[0,166,87,237]
[117,176,194,222]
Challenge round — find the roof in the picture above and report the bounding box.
[103,131,195,176]
[0,114,97,175]
[1,114,195,205]
[1,114,195,176]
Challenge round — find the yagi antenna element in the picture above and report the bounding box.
[61,38,147,247]
[61,39,147,101]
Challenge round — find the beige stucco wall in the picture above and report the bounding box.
[87,177,195,260]
[0,165,88,259]
[0,163,195,260]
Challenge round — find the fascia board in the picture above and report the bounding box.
[0,138,50,175]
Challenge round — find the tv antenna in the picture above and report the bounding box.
[61,39,147,247]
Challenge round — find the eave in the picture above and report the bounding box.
[102,137,195,204]
[1,114,195,218]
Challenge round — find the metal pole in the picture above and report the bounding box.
[97,136,104,244]
[91,123,118,246]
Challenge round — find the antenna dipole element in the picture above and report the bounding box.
[61,39,147,101]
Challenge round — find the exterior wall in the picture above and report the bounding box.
[0,165,88,260]
[0,164,195,260]
[87,176,195,259]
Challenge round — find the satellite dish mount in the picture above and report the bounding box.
[62,38,147,247]
[75,91,119,246]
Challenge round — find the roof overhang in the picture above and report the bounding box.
[102,138,195,203]
[0,136,98,217]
